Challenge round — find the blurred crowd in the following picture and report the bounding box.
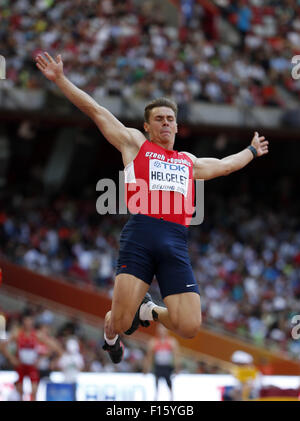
[0,303,222,377]
[1,178,300,360]
[190,188,300,359]
[214,0,300,104]
[1,0,300,109]
[0,303,145,376]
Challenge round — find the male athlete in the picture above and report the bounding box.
[144,324,180,400]
[35,52,269,365]
[2,310,63,400]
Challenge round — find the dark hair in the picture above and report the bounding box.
[22,309,34,319]
[144,97,178,123]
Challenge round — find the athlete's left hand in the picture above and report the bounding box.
[251,132,269,157]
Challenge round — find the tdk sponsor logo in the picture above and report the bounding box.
[160,162,187,172]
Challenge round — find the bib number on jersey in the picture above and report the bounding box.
[149,160,189,197]
[154,349,173,366]
[19,348,38,365]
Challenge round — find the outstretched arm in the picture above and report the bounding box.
[35,52,145,152]
[185,132,269,180]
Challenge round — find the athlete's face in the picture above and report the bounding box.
[23,316,34,331]
[144,107,178,145]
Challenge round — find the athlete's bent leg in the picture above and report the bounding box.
[104,276,200,365]
[104,273,150,339]
[149,292,202,339]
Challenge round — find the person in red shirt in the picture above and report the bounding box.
[144,324,180,401]
[3,311,63,401]
[35,52,269,366]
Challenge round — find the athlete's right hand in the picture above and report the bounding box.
[35,52,64,82]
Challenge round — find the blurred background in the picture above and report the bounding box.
[0,0,300,401]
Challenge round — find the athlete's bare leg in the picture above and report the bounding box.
[104,274,150,339]
[31,381,38,401]
[15,382,23,400]
[154,376,159,401]
[157,292,202,339]
[105,274,201,340]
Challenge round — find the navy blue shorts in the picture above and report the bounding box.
[116,214,200,299]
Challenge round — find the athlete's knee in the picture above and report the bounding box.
[168,311,200,334]
[177,319,202,339]
[111,313,134,334]
[178,324,201,339]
